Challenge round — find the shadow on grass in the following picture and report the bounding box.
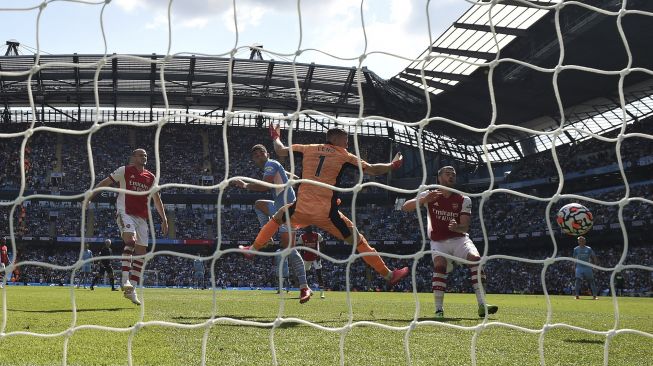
[563,338,604,344]
[172,315,377,328]
[171,314,485,327]
[171,316,307,329]
[415,316,481,322]
[172,315,274,322]
[8,307,131,314]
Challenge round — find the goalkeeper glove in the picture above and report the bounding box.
[390,153,403,170]
[269,123,280,140]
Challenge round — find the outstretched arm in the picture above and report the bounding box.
[270,123,290,157]
[363,152,403,176]
[231,175,274,192]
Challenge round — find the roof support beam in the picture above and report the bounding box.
[45,103,79,122]
[509,141,524,158]
[431,46,496,60]
[149,54,156,121]
[482,0,554,8]
[185,56,196,123]
[33,55,45,123]
[187,56,196,96]
[261,61,275,96]
[403,68,470,82]
[185,107,223,124]
[338,68,356,104]
[73,54,81,121]
[301,63,315,101]
[0,61,7,110]
[453,22,529,37]
[112,56,118,120]
[399,72,454,91]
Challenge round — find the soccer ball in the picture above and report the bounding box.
[556,203,593,236]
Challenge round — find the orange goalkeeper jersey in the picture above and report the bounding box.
[291,143,370,216]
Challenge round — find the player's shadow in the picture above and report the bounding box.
[172,315,275,322]
[563,339,604,344]
[8,307,131,313]
[415,316,482,322]
[173,315,303,328]
[173,315,335,329]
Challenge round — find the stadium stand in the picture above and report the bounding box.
[1,121,651,297]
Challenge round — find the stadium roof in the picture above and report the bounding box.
[0,54,381,117]
[1,0,652,164]
[390,0,653,143]
[398,0,561,96]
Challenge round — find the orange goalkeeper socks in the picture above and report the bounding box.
[356,237,391,278]
[253,220,280,250]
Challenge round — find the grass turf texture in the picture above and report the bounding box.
[0,287,651,365]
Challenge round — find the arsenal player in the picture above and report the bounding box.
[0,237,8,289]
[402,166,497,319]
[297,226,326,298]
[89,148,168,305]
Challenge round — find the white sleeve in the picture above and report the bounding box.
[416,190,430,207]
[317,233,324,243]
[461,196,472,215]
[109,166,125,183]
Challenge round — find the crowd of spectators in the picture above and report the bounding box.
[0,123,391,194]
[8,243,652,296]
[1,120,652,296]
[7,182,650,246]
[505,121,653,183]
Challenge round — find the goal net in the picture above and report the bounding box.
[0,0,652,365]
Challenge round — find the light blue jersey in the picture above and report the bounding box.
[263,159,296,211]
[193,259,204,279]
[274,250,290,278]
[193,259,204,272]
[573,245,595,278]
[81,249,93,273]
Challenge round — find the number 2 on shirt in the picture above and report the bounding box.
[315,155,326,177]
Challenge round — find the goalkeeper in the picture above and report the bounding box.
[240,124,409,289]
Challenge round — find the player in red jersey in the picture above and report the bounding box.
[297,226,326,298]
[0,237,9,289]
[402,166,498,319]
[89,149,168,305]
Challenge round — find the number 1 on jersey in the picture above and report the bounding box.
[315,155,326,177]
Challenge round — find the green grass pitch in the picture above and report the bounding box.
[0,287,651,365]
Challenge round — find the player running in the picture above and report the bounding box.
[240,124,409,289]
[402,166,498,319]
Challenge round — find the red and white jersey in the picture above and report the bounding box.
[298,232,323,261]
[1,245,8,264]
[109,165,155,219]
[417,190,472,241]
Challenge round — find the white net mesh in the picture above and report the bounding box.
[0,0,652,365]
